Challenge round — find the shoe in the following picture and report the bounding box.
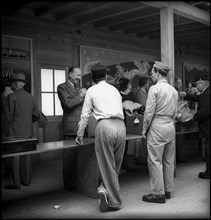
[126,166,138,172]
[64,185,76,191]
[107,206,121,212]
[198,172,210,179]
[4,185,21,190]
[98,188,108,212]
[142,194,166,203]
[165,192,171,199]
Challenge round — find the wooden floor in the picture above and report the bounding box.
[2,144,210,219]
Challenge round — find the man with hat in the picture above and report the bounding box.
[4,73,41,189]
[180,77,210,179]
[76,64,126,212]
[142,61,178,203]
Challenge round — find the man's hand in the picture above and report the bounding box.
[179,91,187,98]
[142,130,147,139]
[75,136,84,146]
[79,88,87,98]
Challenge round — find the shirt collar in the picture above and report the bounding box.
[157,79,168,84]
[68,80,74,87]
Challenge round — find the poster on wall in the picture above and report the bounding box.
[184,62,210,87]
[80,45,157,90]
[1,35,32,96]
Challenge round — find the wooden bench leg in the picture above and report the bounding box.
[76,143,99,199]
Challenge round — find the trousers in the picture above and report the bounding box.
[95,118,126,208]
[147,117,175,195]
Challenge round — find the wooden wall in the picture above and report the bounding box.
[2,15,210,162]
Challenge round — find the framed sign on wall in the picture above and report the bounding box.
[1,35,33,96]
[80,45,157,90]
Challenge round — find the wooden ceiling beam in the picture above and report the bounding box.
[125,22,160,34]
[132,20,195,36]
[56,2,108,20]
[109,13,159,31]
[76,2,147,25]
[35,3,71,17]
[141,1,210,25]
[94,7,158,28]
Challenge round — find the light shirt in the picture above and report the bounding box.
[143,79,178,133]
[77,80,124,137]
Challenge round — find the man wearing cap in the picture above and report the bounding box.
[57,66,87,190]
[76,64,126,212]
[4,73,41,189]
[142,61,178,203]
[180,78,210,179]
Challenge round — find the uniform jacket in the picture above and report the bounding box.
[57,81,84,135]
[143,79,178,136]
[185,86,210,137]
[5,88,40,137]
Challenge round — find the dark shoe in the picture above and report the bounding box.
[64,185,76,191]
[199,172,210,179]
[98,188,108,212]
[126,166,138,172]
[4,185,21,190]
[107,206,121,212]
[165,192,171,199]
[176,158,187,163]
[142,194,166,203]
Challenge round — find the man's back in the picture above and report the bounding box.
[88,81,124,120]
[148,80,178,116]
[5,88,35,137]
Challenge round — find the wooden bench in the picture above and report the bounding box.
[2,134,142,199]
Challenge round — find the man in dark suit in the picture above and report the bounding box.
[57,66,86,190]
[180,78,210,179]
[4,73,41,189]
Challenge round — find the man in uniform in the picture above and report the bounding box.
[142,61,178,203]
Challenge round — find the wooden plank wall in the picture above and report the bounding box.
[2,15,209,162]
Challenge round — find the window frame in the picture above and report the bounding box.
[38,64,68,122]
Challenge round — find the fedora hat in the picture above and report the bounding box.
[9,73,26,82]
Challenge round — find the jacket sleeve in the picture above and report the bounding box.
[4,94,14,136]
[193,94,210,122]
[142,87,156,134]
[57,84,84,109]
[184,93,199,102]
[32,97,41,122]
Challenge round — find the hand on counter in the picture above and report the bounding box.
[75,136,84,146]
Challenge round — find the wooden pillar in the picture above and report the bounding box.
[160,6,175,86]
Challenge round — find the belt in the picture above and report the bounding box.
[98,117,123,123]
[154,114,173,118]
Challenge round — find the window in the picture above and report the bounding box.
[41,68,66,116]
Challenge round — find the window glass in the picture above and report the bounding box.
[41,93,54,116]
[55,93,63,116]
[54,70,66,91]
[41,69,53,92]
